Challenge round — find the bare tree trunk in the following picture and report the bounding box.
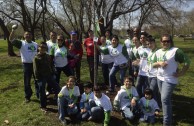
[0,18,17,56]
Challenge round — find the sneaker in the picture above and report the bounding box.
[106,90,115,95]
[46,91,50,96]
[40,107,48,113]
[88,116,93,121]
[60,119,67,125]
[25,98,31,103]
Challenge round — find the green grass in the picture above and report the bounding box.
[0,38,194,126]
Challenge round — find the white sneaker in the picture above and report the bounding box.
[61,119,66,125]
[46,91,50,96]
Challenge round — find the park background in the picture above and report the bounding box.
[0,0,194,126]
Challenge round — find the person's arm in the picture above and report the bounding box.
[33,56,40,80]
[173,49,190,77]
[9,28,22,49]
[122,45,129,60]
[104,111,111,126]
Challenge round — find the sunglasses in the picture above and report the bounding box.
[161,40,170,43]
[57,39,63,41]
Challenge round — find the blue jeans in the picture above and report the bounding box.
[102,62,113,85]
[136,75,149,98]
[47,75,61,95]
[139,114,155,124]
[55,65,73,84]
[37,79,47,108]
[148,77,161,107]
[109,65,127,91]
[23,63,38,99]
[89,100,104,121]
[58,96,78,120]
[157,79,176,125]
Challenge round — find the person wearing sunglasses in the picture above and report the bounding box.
[50,34,74,85]
[153,34,190,126]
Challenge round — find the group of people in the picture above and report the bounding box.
[9,24,190,126]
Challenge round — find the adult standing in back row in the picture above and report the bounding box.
[65,31,83,84]
[84,30,101,83]
[9,25,38,103]
[153,34,190,126]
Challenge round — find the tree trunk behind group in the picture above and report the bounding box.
[0,18,17,56]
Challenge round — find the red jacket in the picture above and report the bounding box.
[84,37,101,56]
[65,39,83,60]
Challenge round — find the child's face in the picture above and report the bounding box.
[67,78,75,89]
[145,94,152,100]
[124,78,132,89]
[94,91,102,98]
[84,87,92,94]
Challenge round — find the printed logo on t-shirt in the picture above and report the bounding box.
[110,48,119,56]
[28,45,36,52]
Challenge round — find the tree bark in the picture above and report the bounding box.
[0,18,17,56]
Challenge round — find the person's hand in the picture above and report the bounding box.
[173,71,183,77]
[68,103,74,108]
[158,61,168,68]
[81,108,86,113]
[155,111,159,116]
[12,24,18,31]
[93,37,98,43]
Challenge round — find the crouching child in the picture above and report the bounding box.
[89,86,112,126]
[58,76,80,125]
[77,82,94,121]
[138,88,160,124]
[113,76,139,120]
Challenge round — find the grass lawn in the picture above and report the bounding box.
[0,38,194,126]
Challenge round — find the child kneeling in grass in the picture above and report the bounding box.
[77,82,94,121]
[89,86,112,126]
[58,76,80,125]
[113,76,139,120]
[138,88,160,124]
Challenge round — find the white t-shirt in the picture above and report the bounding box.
[124,38,133,58]
[46,40,57,54]
[137,46,151,76]
[114,86,139,110]
[59,85,80,101]
[50,45,68,67]
[108,44,128,66]
[93,93,112,112]
[20,40,38,63]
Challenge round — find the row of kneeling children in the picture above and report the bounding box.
[58,76,160,126]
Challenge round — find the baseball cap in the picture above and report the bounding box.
[70,31,77,35]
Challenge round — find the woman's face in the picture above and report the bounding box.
[57,36,64,46]
[161,36,171,49]
[132,37,139,45]
[147,41,156,50]
[111,37,118,47]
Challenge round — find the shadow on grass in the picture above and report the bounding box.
[0,82,18,93]
[0,63,22,72]
[172,94,194,125]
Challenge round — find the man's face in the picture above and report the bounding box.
[50,32,57,42]
[24,32,32,42]
[94,91,102,98]
[71,34,77,40]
